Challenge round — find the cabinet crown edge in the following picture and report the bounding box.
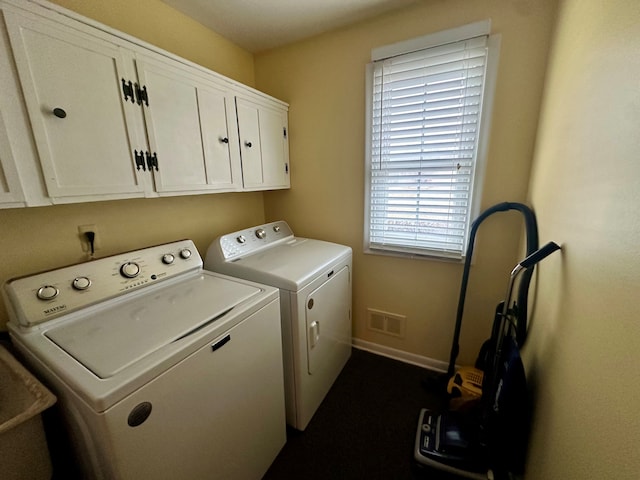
[0,0,288,108]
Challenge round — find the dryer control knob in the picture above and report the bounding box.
[36,285,59,300]
[273,225,281,232]
[179,249,192,259]
[236,235,246,244]
[162,254,175,264]
[255,228,266,239]
[120,262,141,278]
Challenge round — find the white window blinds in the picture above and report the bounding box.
[366,35,491,258]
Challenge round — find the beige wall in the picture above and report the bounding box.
[524,0,640,478]
[257,0,558,364]
[0,0,263,330]
[3,0,638,478]
[50,0,255,85]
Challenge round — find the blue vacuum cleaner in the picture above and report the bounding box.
[414,241,561,479]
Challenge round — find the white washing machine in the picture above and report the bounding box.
[4,240,286,480]
[205,221,352,431]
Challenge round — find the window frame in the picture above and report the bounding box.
[364,20,501,261]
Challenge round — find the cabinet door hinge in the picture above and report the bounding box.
[285,163,289,174]
[122,78,135,103]
[283,127,287,139]
[134,150,146,171]
[135,83,149,106]
[145,151,158,171]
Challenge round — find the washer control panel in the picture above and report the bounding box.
[217,221,294,261]
[5,240,201,327]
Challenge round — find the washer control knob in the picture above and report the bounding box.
[273,225,281,233]
[255,228,266,239]
[120,262,141,278]
[179,249,192,259]
[236,235,246,244]
[72,277,91,291]
[162,254,175,265]
[36,285,59,300]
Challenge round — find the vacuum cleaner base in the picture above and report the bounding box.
[414,408,492,480]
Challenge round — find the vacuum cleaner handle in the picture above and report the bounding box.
[486,241,562,408]
[518,241,561,269]
[446,202,538,378]
[506,242,561,316]
[499,241,562,341]
[467,202,539,255]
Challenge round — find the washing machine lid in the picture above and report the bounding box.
[210,238,351,291]
[44,273,261,379]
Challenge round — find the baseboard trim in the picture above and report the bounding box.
[352,338,449,373]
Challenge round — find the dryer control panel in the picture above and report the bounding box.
[215,221,294,261]
[5,240,202,327]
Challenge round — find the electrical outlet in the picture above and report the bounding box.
[78,224,100,253]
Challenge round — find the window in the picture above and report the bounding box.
[364,21,500,260]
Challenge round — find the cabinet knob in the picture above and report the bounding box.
[52,107,67,118]
[244,141,252,148]
[220,137,229,144]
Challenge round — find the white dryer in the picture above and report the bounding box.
[205,221,352,431]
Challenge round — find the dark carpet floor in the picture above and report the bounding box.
[263,348,461,480]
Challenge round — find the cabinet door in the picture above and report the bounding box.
[135,57,241,193]
[0,109,25,207]
[235,99,263,188]
[259,106,290,188]
[198,87,242,189]
[236,97,290,190]
[0,13,25,208]
[3,10,146,200]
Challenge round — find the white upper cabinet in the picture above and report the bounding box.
[3,9,148,201]
[135,55,242,193]
[198,86,242,188]
[0,109,25,208]
[0,0,289,206]
[236,97,290,190]
[0,17,25,208]
[0,4,46,209]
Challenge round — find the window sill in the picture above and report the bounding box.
[363,246,465,264]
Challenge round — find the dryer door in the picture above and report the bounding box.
[305,265,351,375]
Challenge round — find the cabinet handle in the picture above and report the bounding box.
[244,141,252,148]
[220,137,229,144]
[52,107,67,118]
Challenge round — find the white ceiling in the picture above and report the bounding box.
[162,0,418,53]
